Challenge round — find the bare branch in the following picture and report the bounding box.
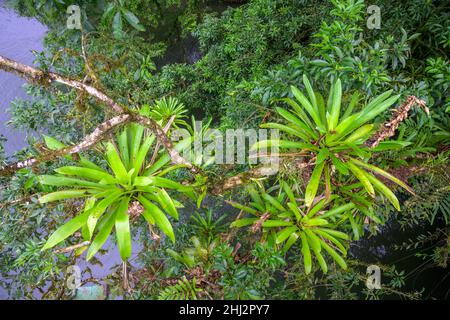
[0,54,124,113]
[0,55,198,175]
[0,114,130,175]
[367,95,428,148]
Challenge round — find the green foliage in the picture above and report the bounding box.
[37,117,195,261]
[190,209,228,245]
[2,0,449,300]
[229,184,349,274]
[255,77,414,209]
[158,276,202,300]
[101,0,146,39]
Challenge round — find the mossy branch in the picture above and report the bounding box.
[0,55,199,175]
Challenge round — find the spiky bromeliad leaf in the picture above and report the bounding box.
[231,186,350,273]
[305,161,325,207]
[37,120,193,260]
[42,210,91,250]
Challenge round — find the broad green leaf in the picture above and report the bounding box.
[365,90,393,112]
[230,218,257,228]
[346,161,375,197]
[306,198,326,218]
[305,218,328,226]
[315,92,326,125]
[353,95,400,129]
[276,226,298,244]
[55,166,116,184]
[86,210,116,261]
[43,135,66,150]
[156,188,178,220]
[344,124,374,143]
[112,11,123,39]
[133,134,155,178]
[101,2,116,23]
[341,91,360,120]
[303,75,317,112]
[276,107,314,139]
[251,139,316,151]
[248,185,264,207]
[115,197,132,261]
[117,129,130,170]
[42,210,90,250]
[138,196,175,242]
[151,176,192,192]
[328,79,342,130]
[133,176,154,187]
[300,232,312,274]
[282,232,299,253]
[320,203,356,219]
[282,182,296,204]
[79,156,104,171]
[262,193,286,212]
[227,200,258,215]
[105,142,128,184]
[282,98,316,134]
[90,190,123,219]
[347,212,360,240]
[260,122,309,141]
[287,202,302,221]
[38,190,90,203]
[366,173,400,210]
[291,85,323,131]
[304,161,325,207]
[128,123,144,167]
[372,141,412,151]
[350,158,415,194]
[316,227,349,240]
[330,153,349,175]
[305,229,321,253]
[314,229,347,255]
[38,175,108,189]
[84,197,97,238]
[262,220,293,227]
[321,241,347,270]
[122,9,145,31]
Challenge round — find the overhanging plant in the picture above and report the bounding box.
[37,110,195,261]
[253,75,415,213]
[228,183,349,274]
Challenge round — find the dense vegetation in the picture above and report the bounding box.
[0,0,448,299]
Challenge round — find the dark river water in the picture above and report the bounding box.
[0,0,46,155]
[0,1,139,299]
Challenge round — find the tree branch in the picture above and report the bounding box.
[367,95,428,148]
[0,55,124,113]
[0,114,130,175]
[0,55,198,174]
[211,165,279,194]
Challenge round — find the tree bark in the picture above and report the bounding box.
[0,55,198,175]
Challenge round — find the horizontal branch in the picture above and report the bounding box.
[0,114,130,175]
[367,95,428,148]
[0,55,198,175]
[0,55,124,114]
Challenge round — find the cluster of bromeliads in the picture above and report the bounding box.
[0,55,424,274]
